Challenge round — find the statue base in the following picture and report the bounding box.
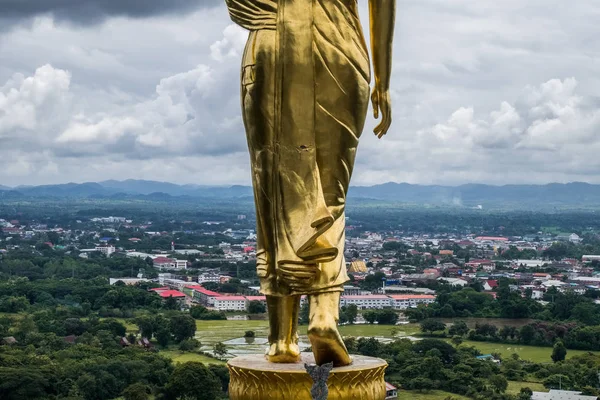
[227,353,388,400]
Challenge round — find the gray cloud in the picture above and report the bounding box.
[0,0,219,25]
[2,0,600,187]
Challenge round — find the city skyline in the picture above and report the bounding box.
[1,0,600,187]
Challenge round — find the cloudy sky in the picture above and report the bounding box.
[1,0,600,187]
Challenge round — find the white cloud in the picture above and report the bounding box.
[210,24,247,62]
[1,1,600,186]
[0,65,71,137]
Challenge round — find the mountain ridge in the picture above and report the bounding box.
[2,180,600,208]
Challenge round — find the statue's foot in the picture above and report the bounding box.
[308,323,352,367]
[265,340,301,363]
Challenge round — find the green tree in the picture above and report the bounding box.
[420,319,446,334]
[248,301,266,314]
[156,326,171,347]
[363,310,377,324]
[208,364,230,394]
[179,338,201,352]
[518,387,533,400]
[551,340,567,363]
[122,383,151,400]
[170,314,196,342]
[543,374,572,390]
[342,304,358,324]
[163,296,179,310]
[448,321,469,336]
[135,316,155,339]
[164,362,221,400]
[190,305,208,319]
[519,325,536,344]
[375,309,398,325]
[488,375,508,393]
[0,367,50,400]
[451,336,463,346]
[214,342,228,357]
[299,303,310,325]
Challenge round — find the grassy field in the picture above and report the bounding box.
[113,318,139,333]
[159,320,599,364]
[195,320,269,345]
[159,350,226,365]
[193,320,421,343]
[457,340,597,363]
[338,323,421,337]
[506,381,546,395]
[396,390,469,399]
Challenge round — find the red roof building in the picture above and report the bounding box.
[475,236,508,242]
[245,296,266,303]
[483,280,499,291]
[156,290,186,298]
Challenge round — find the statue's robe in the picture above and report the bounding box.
[227,0,370,296]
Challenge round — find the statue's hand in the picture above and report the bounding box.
[278,263,319,291]
[371,86,392,139]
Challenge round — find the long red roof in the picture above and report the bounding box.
[157,290,186,298]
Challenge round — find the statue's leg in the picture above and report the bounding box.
[308,292,352,367]
[266,295,301,363]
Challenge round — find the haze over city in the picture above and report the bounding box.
[2,0,600,187]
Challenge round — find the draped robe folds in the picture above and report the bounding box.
[226,0,371,296]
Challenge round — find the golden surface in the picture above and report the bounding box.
[226,0,395,366]
[228,353,388,400]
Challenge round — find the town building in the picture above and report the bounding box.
[152,257,188,270]
[341,295,391,309]
[531,390,597,400]
[437,277,468,287]
[109,278,150,285]
[385,382,398,399]
[188,286,220,306]
[198,272,222,283]
[483,280,498,291]
[388,295,436,309]
[213,296,247,311]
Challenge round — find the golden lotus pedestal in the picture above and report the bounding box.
[227,353,388,400]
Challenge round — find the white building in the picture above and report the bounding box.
[570,276,600,285]
[437,277,468,287]
[582,255,600,262]
[79,246,116,256]
[388,295,436,310]
[109,278,150,285]
[542,280,566,289]
[532,390,597,400]
[213,296,247,311]
[341,295,391,309]
[152,257,187,270]
[96,246,116,256]
[198,272,221,283]
[514,259,547,268]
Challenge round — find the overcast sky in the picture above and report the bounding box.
[1,0,600,187]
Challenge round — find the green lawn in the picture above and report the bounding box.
[507,381,546,395]
[396,390,468,399]
[112,318,139,333]
[458,340,598,363]
[195,320,269,345]
[338,323,421,337]
[159,350,226,365]
[112,319,600,365]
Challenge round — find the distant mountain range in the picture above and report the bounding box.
[2,180,600,208]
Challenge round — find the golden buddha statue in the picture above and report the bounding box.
[226,0,395,367]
